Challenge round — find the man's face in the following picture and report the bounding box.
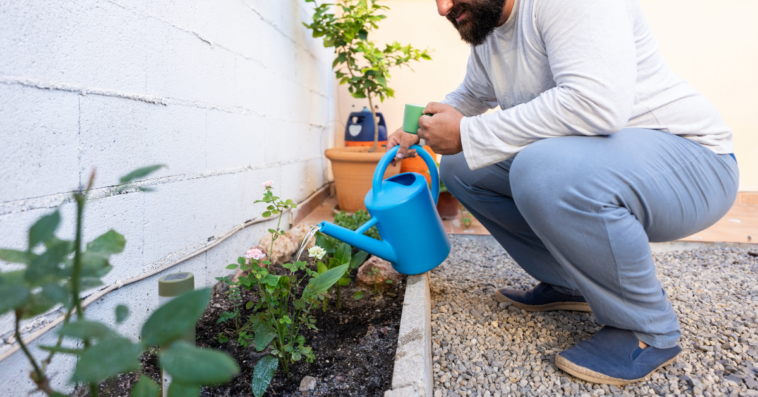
[443,0,506,46]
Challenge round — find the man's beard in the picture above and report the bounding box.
[446,0,506,46]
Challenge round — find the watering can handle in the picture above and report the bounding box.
[373,145,440,205]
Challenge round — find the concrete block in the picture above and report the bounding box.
[0,0,148,93]
[144,18,236,108]
[264,118,314,165]
[385,385,422,397]
[0,85,79,202]
[78,191,145,290]
[234,56,283,118]
[205,110,266,171]
[79,95,205,188]
[195,0,264,59]
[280,158,326,203]
[391,273,433,397]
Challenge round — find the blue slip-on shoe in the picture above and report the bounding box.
[494,282,591,312]
[556,326,682,385]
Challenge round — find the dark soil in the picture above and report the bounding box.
[198,263,406,397]
[80,257,405,397]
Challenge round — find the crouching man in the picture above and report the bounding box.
[388,0,738,385]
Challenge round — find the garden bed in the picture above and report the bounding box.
[80,258,406,397]
[196,269,405,397]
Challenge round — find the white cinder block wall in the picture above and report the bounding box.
[0,0,335,394]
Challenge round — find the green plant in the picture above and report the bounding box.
[462,217,472,228]
[304,0,431,152]
[223,183,349,397]
[310,236,369,309]
[334,209,381,240]
[0,166,239,396]
[368,266,393,295]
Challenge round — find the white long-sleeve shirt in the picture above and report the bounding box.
[442,0,733,170]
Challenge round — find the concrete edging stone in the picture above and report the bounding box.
[385,272,433,397]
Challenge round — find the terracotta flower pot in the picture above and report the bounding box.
[436,191,460,220]
[325,147,401,213]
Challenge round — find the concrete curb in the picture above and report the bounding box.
[385,272,433,397]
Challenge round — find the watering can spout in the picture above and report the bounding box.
[316,221,397,263]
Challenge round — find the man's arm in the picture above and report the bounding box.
[460,0,636,170]
[440,51,499,117]
[387,49,497,161]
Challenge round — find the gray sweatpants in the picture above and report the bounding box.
[440,129,739,348]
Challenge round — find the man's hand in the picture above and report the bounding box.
[418,102,464,155]
[387,128,420,167]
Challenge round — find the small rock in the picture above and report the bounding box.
[259,233,296,265]
[299,376,317,392]
[499,302,511,309]
[356,257,403,291]
[286,223,317,252]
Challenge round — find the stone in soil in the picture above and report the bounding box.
[430,235,758,397]
[299,375,317,392]
[259,232,296,265]
[287,223,317,254]
[357,256,403,292]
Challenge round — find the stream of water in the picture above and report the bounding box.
[294,225,320,262]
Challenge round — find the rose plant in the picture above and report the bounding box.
[0,166,239,397]
[220,183,350,397]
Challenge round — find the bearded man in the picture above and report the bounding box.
[388,0,738,385]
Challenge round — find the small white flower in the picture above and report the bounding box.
[261,180,274,188]
[308,246,327,260]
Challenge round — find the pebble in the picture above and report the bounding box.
[298,375,317,392]
[429,236,758,396]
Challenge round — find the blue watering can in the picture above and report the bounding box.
[318,145,452,275]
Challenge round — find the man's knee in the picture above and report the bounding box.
[510,139,579,211]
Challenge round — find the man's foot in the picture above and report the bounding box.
[556,326,682,385]
[494,282,591,312]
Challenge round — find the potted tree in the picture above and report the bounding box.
[304,0,431,212]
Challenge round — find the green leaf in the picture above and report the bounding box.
[41,283,69,306]
[29,210,60,249]
[0,270,29,314]
[72,335,142,383]
[19,292,57,318]
[119,164,166,184]
[131,375,160,397]
[251,355,278,397]
[253,322,277,352]
[338,277,351,286]
[350,250,369,269]
[262,211,271,218]
[141,288,210,346]
[246,301,255,310]
[308,264,348,292]
[167,382,200,397]
[335,243,351,265]
[317,261,328,274]
[116,305,129,324]
[352,291,364,300]
[59,320,112,340]
[86,230,126,256]
[26,238,71,285]
[226,264,238,270]
[160,341,239,385]
[0,249,30,264]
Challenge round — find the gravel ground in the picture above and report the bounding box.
[430,235,758,397]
